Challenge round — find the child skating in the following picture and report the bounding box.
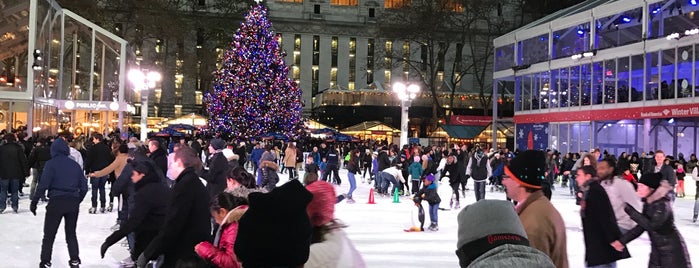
[412,174,441,231]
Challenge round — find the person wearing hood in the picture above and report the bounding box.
[30,138,88,268]
[100,159,171,265]
[465,149,492,201]
[205,138,230,199]
[455,200,555,268]
[138,146,211,267]
[611,172,692,268]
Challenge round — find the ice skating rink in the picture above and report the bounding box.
[2,169,697,267]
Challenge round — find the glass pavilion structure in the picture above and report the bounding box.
[494,0,699,157]
[0,0,129,137]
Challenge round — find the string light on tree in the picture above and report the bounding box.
[205,2,303,140]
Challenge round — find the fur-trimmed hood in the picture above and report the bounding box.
[646,180,673,203]
[222,205,249,226]
[223,148,240,161]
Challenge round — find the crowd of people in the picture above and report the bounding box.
[0,128,696,267]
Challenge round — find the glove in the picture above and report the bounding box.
[30,201,38,216]
[137,253,149,268]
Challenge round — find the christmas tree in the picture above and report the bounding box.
[206,3,303,140]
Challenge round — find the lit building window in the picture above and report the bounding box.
[313,35,320,66]
[402,41,410,79]
[195,91,203,105]
[330,67,337,87]
[174,105,182,117]
[331,36,338,68]
[385,40,392,84]
[367,38,375,84]
[155,89,162,103]
[349,38,356,87]
[276,33,282,47]
[385,0,409,9]
[442,0,464,12]
[292,66,300,80]
[438,42,445,72]
[293,34,301,66]
[331,0,358,6]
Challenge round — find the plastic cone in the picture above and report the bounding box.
[392,187,400,203]
[367,188,376,204]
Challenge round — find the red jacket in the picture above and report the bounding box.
[195,205,248,268]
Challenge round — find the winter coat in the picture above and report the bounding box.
[515,190,568,268]
[149,148,168,176]
[32,138,88,203]
[600,177,643,231]
[143,167,211,266]
[305,163,320,176]
[467,244,555,268]
[414,183,440,205]
[223,148,240,170]
[371,158,378,174]
[561,158,575,173]
[103,160,170,252]
[325,149,340,166]
[444,162,461,185]
[28,144,51,171]
[347,157,359,174]
[580,179,630,266]
[655,164,677,187]
[250,148,264,165]
[205,152,229,199]
[305,228,366,268]
[377,151,391,171]
[408,162,423,181]
[619,181,692,268]
[466,154,491,181]
[283,147,297,168]
[91,153,128,178]
[195,205,248,268]
[0,142,29,179]
[84,141,114,173]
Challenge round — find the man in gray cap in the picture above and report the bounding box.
[204,138,228,198]
[456,200,555,268]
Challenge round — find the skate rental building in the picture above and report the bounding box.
[0,0,131,136]
[493,0,699,157]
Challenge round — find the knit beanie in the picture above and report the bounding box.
[456,200,530,267]
[639,172,662,189]
[235,180,313,267]
[504,150,547,189]
[210,138,226,150]
[305,180,336,226]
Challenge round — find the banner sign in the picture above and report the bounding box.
[450,115,493,126]
[514,103,699,124]
[515,123,549,151]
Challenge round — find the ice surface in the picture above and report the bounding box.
[1,168,697,267]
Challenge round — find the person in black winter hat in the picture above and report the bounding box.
[235,180,313,267]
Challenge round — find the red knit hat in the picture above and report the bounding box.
[305,180,336,226]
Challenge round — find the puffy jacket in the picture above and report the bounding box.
[408,162,423,181]
[619,181,692,268]
[196,205,248,268]
[103,159,170,251]
[414,183,440,205]
[0,142,29,179]
[32,138,88,202]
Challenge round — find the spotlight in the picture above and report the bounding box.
[32,63,42,71]
[691,0,698,6]
[577,29,585,35]
[668,118,675,124]
[621,16,631,23]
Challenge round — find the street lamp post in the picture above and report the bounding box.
[128,69,161,142]
[393,82,420,146]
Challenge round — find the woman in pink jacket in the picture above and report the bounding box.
[195,192,248,268]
